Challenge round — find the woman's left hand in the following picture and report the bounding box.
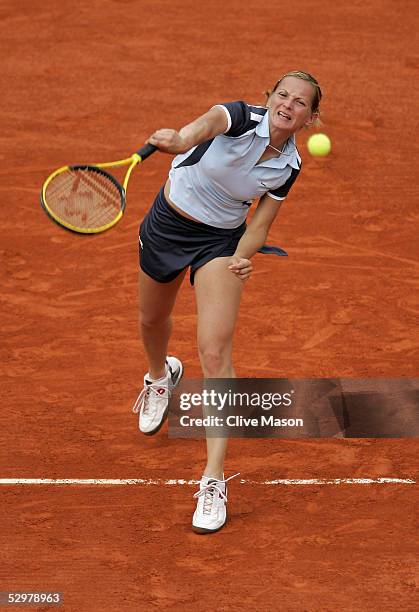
[228,256,253,281]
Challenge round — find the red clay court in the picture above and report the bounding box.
[1,0,418,610]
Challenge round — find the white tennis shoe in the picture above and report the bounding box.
[133,356,183,435]
[192,473,240,534]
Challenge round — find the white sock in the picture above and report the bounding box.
[146,364,168,383]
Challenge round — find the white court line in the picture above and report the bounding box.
[0,478,415,486]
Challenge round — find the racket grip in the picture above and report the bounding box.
[136,143,158,160]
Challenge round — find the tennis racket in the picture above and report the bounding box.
[40,143,157,234]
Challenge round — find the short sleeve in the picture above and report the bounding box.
[267,166,301,201]
[212,101,251,137]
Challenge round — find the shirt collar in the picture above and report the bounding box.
[256,110,301,170]
[255,110,271,138]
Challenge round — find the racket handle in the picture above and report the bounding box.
[136,143,158,160]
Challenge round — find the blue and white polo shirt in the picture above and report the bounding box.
[168,100,302,229]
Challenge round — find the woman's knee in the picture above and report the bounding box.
[198,344,231,377]
[139,308,171,330]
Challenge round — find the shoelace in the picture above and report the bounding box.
[132,381,169,415]
[193,472,240,515]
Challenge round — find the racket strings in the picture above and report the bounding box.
[44,168,123,230]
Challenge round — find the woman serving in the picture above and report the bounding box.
[133,70,322,533]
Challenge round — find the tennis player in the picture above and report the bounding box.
[133,70,322,533]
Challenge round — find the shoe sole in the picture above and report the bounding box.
[142,360,184,436]
[191,516,227,535]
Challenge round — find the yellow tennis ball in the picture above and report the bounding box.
[307,133,331,157]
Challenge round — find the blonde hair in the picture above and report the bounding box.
[264,70,322,124]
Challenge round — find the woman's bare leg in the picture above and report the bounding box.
[138,268,187,379]
[194,257,243,480]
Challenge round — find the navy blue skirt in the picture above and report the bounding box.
[139,187,287,285]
